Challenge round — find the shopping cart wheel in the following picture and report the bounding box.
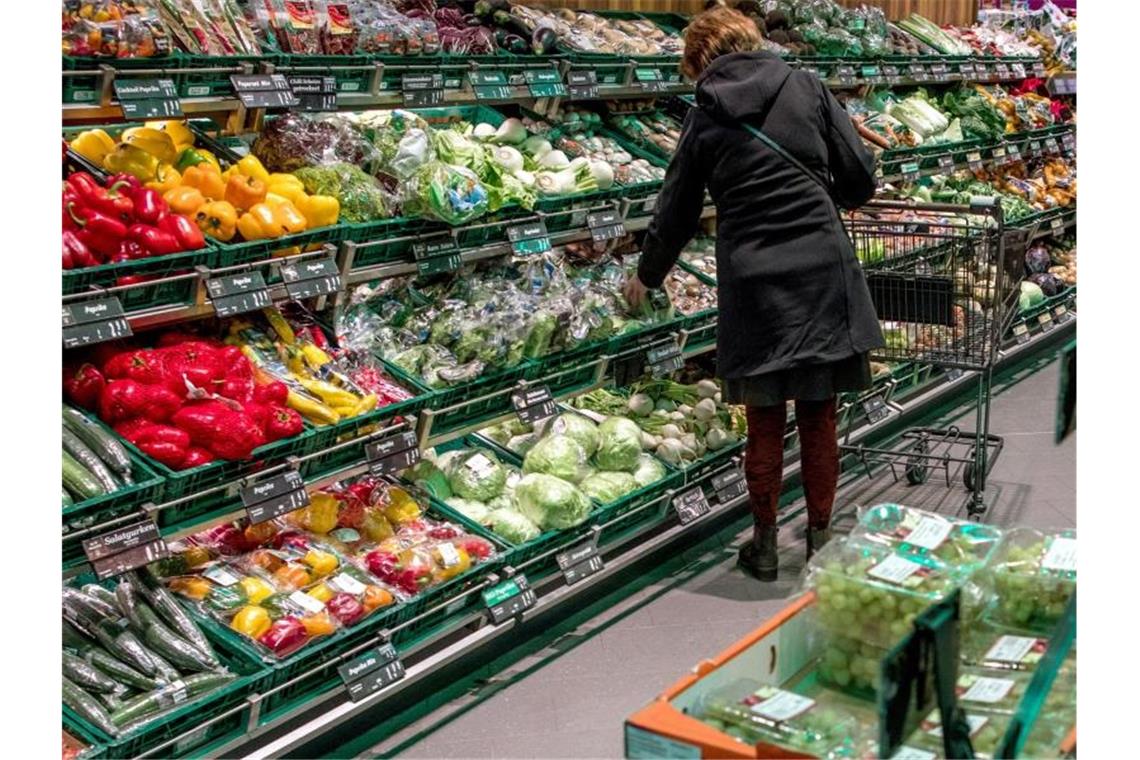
[905,439,929,485]
[963,463,976,492]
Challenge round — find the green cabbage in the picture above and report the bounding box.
[445,497,490,524]
[631,454,667,489]
[547,413,600,457]
[489,508,542,544]
[448,449,507,501]
[523,435,590,483]
[515,473,593,530]
[594,417,644,472]
[580,471,639,504]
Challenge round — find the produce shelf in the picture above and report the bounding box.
[878,123,1075,183]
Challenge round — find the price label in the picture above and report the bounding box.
[1037,311,1054,331]
[929,62,949,80]
[1053,304,1071,323]
[801,66,822,80]
[995,62,1012,79]
[836,65,856,85]
[646,338,683,378]
[566,70,599,100]
[556,538,603,586]
[937,154,955,170]
[587,210,626,242]
[411,234,462,275]
[1029,140,1042,157]
[673,486,711,525]
[511,385,557,425]
[967,151,983,171]
[82,518,169,580]
[524,68,567,98]
[992,146,1008,165]
[881,65,901,84]
[1012,63,1027,79]
[946,368,965,382]
[1033,61,1048,78]
[711,466,748,505]
[860,65,881,83]
[908,63,928,82]
[365,431,421,477]
[958,62,976,79]
[206,272,272,317]
[863,394,889,423]
[288,76,337,112]
[641,194,659,214]
[900,161,921,181]
[230,74,299,108]
[402,73,445,107]
[483,575,536,624]
[634,67,664,93]
[1007,144,1021,162]
[62,297,132,349]
[470,70,511,101]
[508,220,550,255]
[339,644,405,702]
[240,469,310,524]
[1061,133,1075,153]
[1050,216,1066,234]
[281,257,342,301]
[114,78,182,118]
[1013,321,1030,344]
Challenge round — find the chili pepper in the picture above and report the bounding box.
[257,617,309,656]
[104,349,163,384]
[326,593,366,626]
[264,405,304,442]
[68,204,126,260]
[63,363,106,409]
[128,224,182,256]
[63,229,99,269]
[162,186,206,217]
[158,213,205,250]
[144,164,181,194]
[224,174,267,211]
[195,200,237,242]
[182,164,226,201]
[130,187,168,226]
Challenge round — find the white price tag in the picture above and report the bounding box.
[750,687,815,723]
[289,590,327,615]
[1041,536,1077,572]
[960,675,1016,704]
[203,565,241,587]
[904,516,953,551]
[892,747,937,760]
[867,554,924,586]
[329,572,367,595]
[465,453,495,478]
[928,714,989,738]
[438,542,462,568]
[985,635,1041,666]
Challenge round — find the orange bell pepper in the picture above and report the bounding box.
[163,185,206,216]
[273,563,312,591]
[180,164,225,201]
[362,585,394,612]
[224,174,267,211]
[169,576,212,601]
[195,200,238,242]
[300,611,337,637]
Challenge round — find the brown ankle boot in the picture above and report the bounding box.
[738,525,779,582]
[807,526,832,562]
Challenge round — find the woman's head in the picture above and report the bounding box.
[681,6,762,81]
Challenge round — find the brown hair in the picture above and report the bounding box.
[681,6,762,81]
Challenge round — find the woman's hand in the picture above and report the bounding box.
[622,274,649,310]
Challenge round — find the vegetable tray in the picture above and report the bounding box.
[63,575,270,760]
[342,217,441,270]
[62,245,221,313]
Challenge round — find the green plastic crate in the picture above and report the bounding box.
[62,246,219,312]
[342,217,436,269]
[63,56,184,105]
[176,54,268,99]
[219,225,352,269]
[300,390,435,477]
[272,53,379,95]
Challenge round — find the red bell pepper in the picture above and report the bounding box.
[181,447,216,469]
[258,618,310,657]
[138,439,189,469]
[131,423,192,449]
[218,346,250,375]
[66,172,103,203]
[63,230,99,269]
[344,481,377,506]
[459,536,495,561]
[104,349,163,385]
[63,364,106,409]
[158,342,224,394]
[141,385,184,423]
[171,401,230,445]
[117,239,148,261]
[263,405,304,442]
[252,381,289,406]
[219,374,255,404]
[207,411,266,460]
[113,418,155,444]
[159,213,206,250]
[128,224,182,256]
[68,204,127,261]
[98,379,151,424]
[326,593,365,626]
[89,179,135,223]
[130,188,168,226]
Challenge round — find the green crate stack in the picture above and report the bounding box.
[176,54,269,98]
[63,56,184,105]
[272,53,377,95]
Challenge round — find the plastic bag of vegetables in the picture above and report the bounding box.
[404,161,489,225]
[293,162,392,223]
[544,412,600,457]
[446,450,507,502]
[515,473,593,530]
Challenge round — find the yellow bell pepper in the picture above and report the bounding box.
[236,202,286,241]
[221,165,239,183]
[302,549,339,577]
[145,120,195,152]
[163,186,206,216]
[239,577,275,605]
[145,163,181,194]
[266,173,307,205]
[277,200,308,234]
[231,606,271,639]
[296,194,340,229]
[70,129,115,165]
[196,200,238,242]
[121,126,179,164]
[237,155,270,183]
[306,583,335,604]
[103,143,159,182]
[181,164,226,201]
[306,494,339,534]
[384,487,423,525]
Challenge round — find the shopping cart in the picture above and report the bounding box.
[839,199,1020,518]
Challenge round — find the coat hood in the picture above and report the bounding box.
[695,51,795,123]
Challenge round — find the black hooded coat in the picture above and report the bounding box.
[637,51,885,380]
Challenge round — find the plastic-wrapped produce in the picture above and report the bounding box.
[62,1,172,58]
[850,504,1003,574]
[403,161,489,225]
[974,529,1076,634]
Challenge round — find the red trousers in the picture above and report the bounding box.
[744,399,838,530]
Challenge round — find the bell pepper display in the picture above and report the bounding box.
[224,174,267,211]
[182,164,226,202]
[195,200,238,242]
[63,363,106,409]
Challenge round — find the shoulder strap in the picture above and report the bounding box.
[738,121,833,199]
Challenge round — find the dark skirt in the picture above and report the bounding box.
[724,353,873,407]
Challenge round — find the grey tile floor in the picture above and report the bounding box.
[369,359,1075,759]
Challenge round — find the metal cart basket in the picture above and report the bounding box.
[840,199,1018,517]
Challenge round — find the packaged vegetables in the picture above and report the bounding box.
[62,403,138,506]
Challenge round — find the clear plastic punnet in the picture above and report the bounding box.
[975,528,1076,634]
[805,537,958,650]
[851,504,1003,574]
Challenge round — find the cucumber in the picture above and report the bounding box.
[63,651,119,693]
[98,689,129,712]
[64,586,118,622]
[63,489,74,507]
[63,620,95,653]
[92,620,158,678]
[115,576,148,633]
[110,672,235,727]
[148,650,182,684]
[143,620,217,673]
[82,584,122,615]
[63,676,119,737]
[63,450,104,501]
[63,405,134,483]
[85,649,160,692]
[63,427,120,493]
[137,572,219,666]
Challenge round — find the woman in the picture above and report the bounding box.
[623,7,883,581]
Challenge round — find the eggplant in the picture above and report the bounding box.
[532,26,558,55]
[507,35,529,55]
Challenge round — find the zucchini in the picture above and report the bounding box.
[63,676,119,737]
[63,450,104,501]
[110,672,235,727]
[85,649,160,692]
[137,571,219,666]
[63,427,120,493]
[63,651,119,693]
[143,619,217,673]
[63,489,74,507]
[92,620,158,678]
[63,405,134,483]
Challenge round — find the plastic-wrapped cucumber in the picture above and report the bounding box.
[85,649,160,692]
[63,489,73,507]
[82,584,122,615]
[63,405,133,483]
[143,620,217,673]
[110,672,235,727]
[115,576,147,633]
[64,428,119,493]
[63,651,119,693]
[63,676,118,736]
[63,450,103,500]
[98,689,129,712]
[148,650,182,684]
[92,620,158,678]
[136,572,219,666]
[64,586,118,622]
[63,620,95,652]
